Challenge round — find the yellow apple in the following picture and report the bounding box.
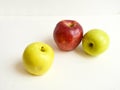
[23,42,54,76]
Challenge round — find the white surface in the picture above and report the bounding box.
[0,0,120,16]
[0,16,120,90]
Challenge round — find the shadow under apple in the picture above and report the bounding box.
[75,45,96,59]
[15,59,32,76]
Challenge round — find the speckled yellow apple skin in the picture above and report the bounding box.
[23,42,54,75]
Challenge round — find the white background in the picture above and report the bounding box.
[0,16,120,90]
[0,0,120,16]
[0,0,120,90]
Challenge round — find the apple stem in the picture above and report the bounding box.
[41,46,45,52]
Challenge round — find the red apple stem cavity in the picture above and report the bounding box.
[69,23,74,27]
[65,22,75,27]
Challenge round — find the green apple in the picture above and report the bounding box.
[23,42,54,75]
[82,29,110,56]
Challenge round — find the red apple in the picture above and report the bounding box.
[53,20,83,51]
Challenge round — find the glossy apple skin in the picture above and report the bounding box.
[53,20,83,51]
[23,42,54,76]
[82,29,110,56]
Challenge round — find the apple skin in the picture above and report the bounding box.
[23,42,54,76]
[53,20,83,51]
[82,29,110,56]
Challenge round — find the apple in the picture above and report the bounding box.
[22,42,54,75]
[82,29,110,56]
[53,20,83,51]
